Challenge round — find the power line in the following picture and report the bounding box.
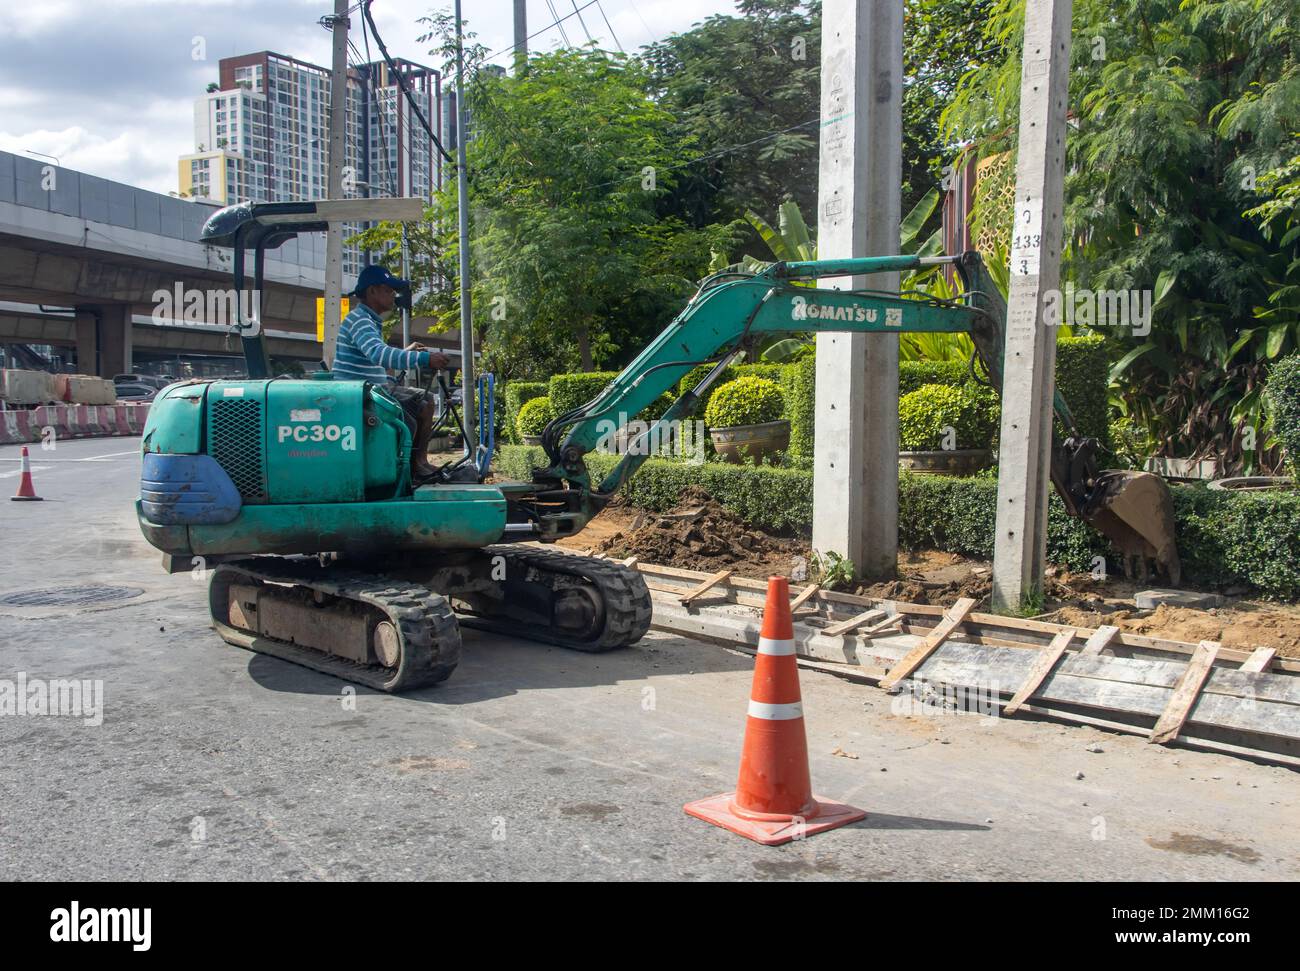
[544,0,574,47]
[569,0,595,44]
[483,0,603,63]
[353,27,397,197]
[595,0,625,53]
[623,0,659,47]
[361,0,454,165]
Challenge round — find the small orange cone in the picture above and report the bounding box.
[684,576,865,845]
[10,446,43,501]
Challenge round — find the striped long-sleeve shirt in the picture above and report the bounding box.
[332,303,429,383]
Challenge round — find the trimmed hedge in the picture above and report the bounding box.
[516,396,554,438]
[783,355,817,459]
[501,381,548,445]
[1267,354,1300,475]
[898,383,1001,451]
[704,376,785,428]
[496,444,1300,599]
[899,360,971,395]
[1055,334,1110,447]
[775,338,1109,460]
[677,362,790,417]
[549,371,674,422]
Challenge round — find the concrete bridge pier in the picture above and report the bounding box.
[74,305,133,377]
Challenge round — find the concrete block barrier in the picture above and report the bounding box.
[0,403,149,445]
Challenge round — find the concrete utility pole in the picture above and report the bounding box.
[812,0,903,579]
[455,0,476,449]
[514,0,528,72]
[991,0,1073,612]
[322,0,350,366]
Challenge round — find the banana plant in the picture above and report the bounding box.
[733,193,946,363]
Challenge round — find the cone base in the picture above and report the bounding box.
[10,495,42,501]
[684,792,866,846]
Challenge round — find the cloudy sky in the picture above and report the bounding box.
[0,0,739,194]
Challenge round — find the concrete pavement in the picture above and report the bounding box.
[0,437,1296,881]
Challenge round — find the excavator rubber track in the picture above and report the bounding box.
[454,544,652,652]
[209,558,462,693]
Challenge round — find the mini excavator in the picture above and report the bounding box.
[136,201,1179,691]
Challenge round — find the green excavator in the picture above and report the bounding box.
[136,201,1179,692]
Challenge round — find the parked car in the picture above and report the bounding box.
[112,382,157,402]
[113,373,170,391]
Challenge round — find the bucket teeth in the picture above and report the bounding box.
[1087,471,1182,584]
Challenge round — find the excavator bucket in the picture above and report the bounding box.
[1084,471,1181,584]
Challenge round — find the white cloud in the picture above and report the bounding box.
[1,0,744,193]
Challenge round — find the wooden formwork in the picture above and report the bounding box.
[623,560,1300,768]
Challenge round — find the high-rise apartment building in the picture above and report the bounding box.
[179,51,443,275]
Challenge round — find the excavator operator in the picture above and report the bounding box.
[333,264,449,481]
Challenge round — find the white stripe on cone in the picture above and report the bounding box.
[747,700,804,720]
[757,636,796,656]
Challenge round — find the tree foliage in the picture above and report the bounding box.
[943,0,1299,474]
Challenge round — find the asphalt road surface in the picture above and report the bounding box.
[1,436,1296,881]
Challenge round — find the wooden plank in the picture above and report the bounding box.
[646,599,1300,756]
[861,614,903,637]
[1240,647,1276,673]
[1150,641,1221,745]
[1080,624,1120,656]
[880,597,977,691]
[621,556,638,568]
[633,561,1300,673]
[790,582,821,611]
[678,569,734,606]
[823,608,886,638]
[1003,629,1075,716]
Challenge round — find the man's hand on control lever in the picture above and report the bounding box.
[406,342,451,371]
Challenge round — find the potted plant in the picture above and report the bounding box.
[516,395,554,447]
[705,376,789,464]
[898,383,998,475]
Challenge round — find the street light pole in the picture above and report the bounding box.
[323,0,350,367]
[454,0,475,450]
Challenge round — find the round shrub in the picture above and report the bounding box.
[516,395,554,438]
[899,383,1000,451]
[704,376,785,428]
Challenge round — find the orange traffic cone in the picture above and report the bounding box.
[10,446,43,502]
[684,576,866,845]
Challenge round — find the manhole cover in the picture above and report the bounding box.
[0,585,145,607]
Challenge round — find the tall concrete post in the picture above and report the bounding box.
[513,0,528,72]
[812,0,903,579]
[991,0,1073,611]
[322,0,350,367]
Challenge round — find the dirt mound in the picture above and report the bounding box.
[594,487,808,576]
[1044,602,1300,658]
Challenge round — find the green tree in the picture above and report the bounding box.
[644,0,996,230]
[943,0,1300,473]
[357,46,737,380]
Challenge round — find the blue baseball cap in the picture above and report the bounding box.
[352,264,409,296]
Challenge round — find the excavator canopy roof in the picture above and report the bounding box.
[200,198,426,249]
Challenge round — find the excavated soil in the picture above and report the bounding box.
[588,487,807,577]
[557,489,1300,657]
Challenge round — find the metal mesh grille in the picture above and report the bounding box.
[210,398,266,500]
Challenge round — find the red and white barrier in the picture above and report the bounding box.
[0,403,149,445]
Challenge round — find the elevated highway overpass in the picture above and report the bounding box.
[0,150,328,376]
